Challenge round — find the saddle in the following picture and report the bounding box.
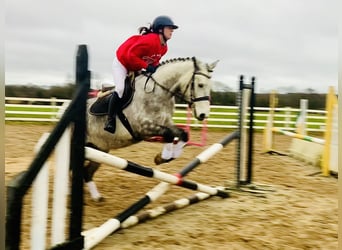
[89,73,141,141]
[89,72,136,116]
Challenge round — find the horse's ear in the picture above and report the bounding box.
[207,60,219,72]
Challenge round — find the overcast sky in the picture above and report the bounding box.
[5,0,338,93]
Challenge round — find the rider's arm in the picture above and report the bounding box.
[126,34,167,71]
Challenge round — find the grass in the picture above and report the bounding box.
[5,106,59,119]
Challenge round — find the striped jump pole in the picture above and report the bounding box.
[272,128,325,145]
[121,192,214,228]
[85,147,228,198]
[83,146,229,249]
[178,131,239,176]
[83,133,237,249]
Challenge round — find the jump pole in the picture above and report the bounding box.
[121,192,213,228]
[83,132,237,249]
[31,133,50,250]
[272,128,325,144]
[85,147,228,197]
[30,128,72,250]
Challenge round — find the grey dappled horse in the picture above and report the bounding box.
[85,57,218,201]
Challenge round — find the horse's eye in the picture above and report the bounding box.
[198,83,204,88]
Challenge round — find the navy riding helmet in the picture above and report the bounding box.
[152,16,179,32]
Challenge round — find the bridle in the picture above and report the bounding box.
[144,57,211,107]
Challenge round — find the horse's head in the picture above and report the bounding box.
[149,57,218,121]
[186,57,219,120]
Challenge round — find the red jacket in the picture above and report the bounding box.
[116,33,167,71]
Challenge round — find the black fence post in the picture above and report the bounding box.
[6,172,26,250]
[235,75,244,187]
[247,77,255,184]
[68,44,90,247]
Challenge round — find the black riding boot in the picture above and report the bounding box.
[104,92,120,133]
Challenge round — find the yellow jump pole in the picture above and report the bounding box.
[322,86,338,176]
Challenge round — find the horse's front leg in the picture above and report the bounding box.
[154,125,189,165]
[159,125,189,143]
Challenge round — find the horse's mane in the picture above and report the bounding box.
[158,57,205,73]
[159,57,193,66]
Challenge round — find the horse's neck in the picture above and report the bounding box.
[156,61,193,90]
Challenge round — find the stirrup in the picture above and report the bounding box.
[104,119,115,134]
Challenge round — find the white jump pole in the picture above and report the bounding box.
[51,127,71,246]
[239,87,251,183]
[31,133,50,250]
[295,99,308,135]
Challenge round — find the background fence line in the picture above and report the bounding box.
[5,97,327,132]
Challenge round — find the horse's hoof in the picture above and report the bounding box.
[93,196,105,202]
[154,153,174,165]
[154,153,164,165]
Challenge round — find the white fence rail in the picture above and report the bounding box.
[5,97,327,132]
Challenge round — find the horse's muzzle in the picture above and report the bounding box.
[192,101,210,121]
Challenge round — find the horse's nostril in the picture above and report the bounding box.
[198,113,205,121]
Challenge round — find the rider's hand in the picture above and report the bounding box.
[146,64,157,73]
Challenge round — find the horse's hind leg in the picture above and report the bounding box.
[84,160,103,202]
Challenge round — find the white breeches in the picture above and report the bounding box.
[112,57,127,98]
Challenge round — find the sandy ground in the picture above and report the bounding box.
[5,124,338,250]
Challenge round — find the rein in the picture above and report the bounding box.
[144,57,211,106]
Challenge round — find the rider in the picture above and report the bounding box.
[104,15,178,133]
